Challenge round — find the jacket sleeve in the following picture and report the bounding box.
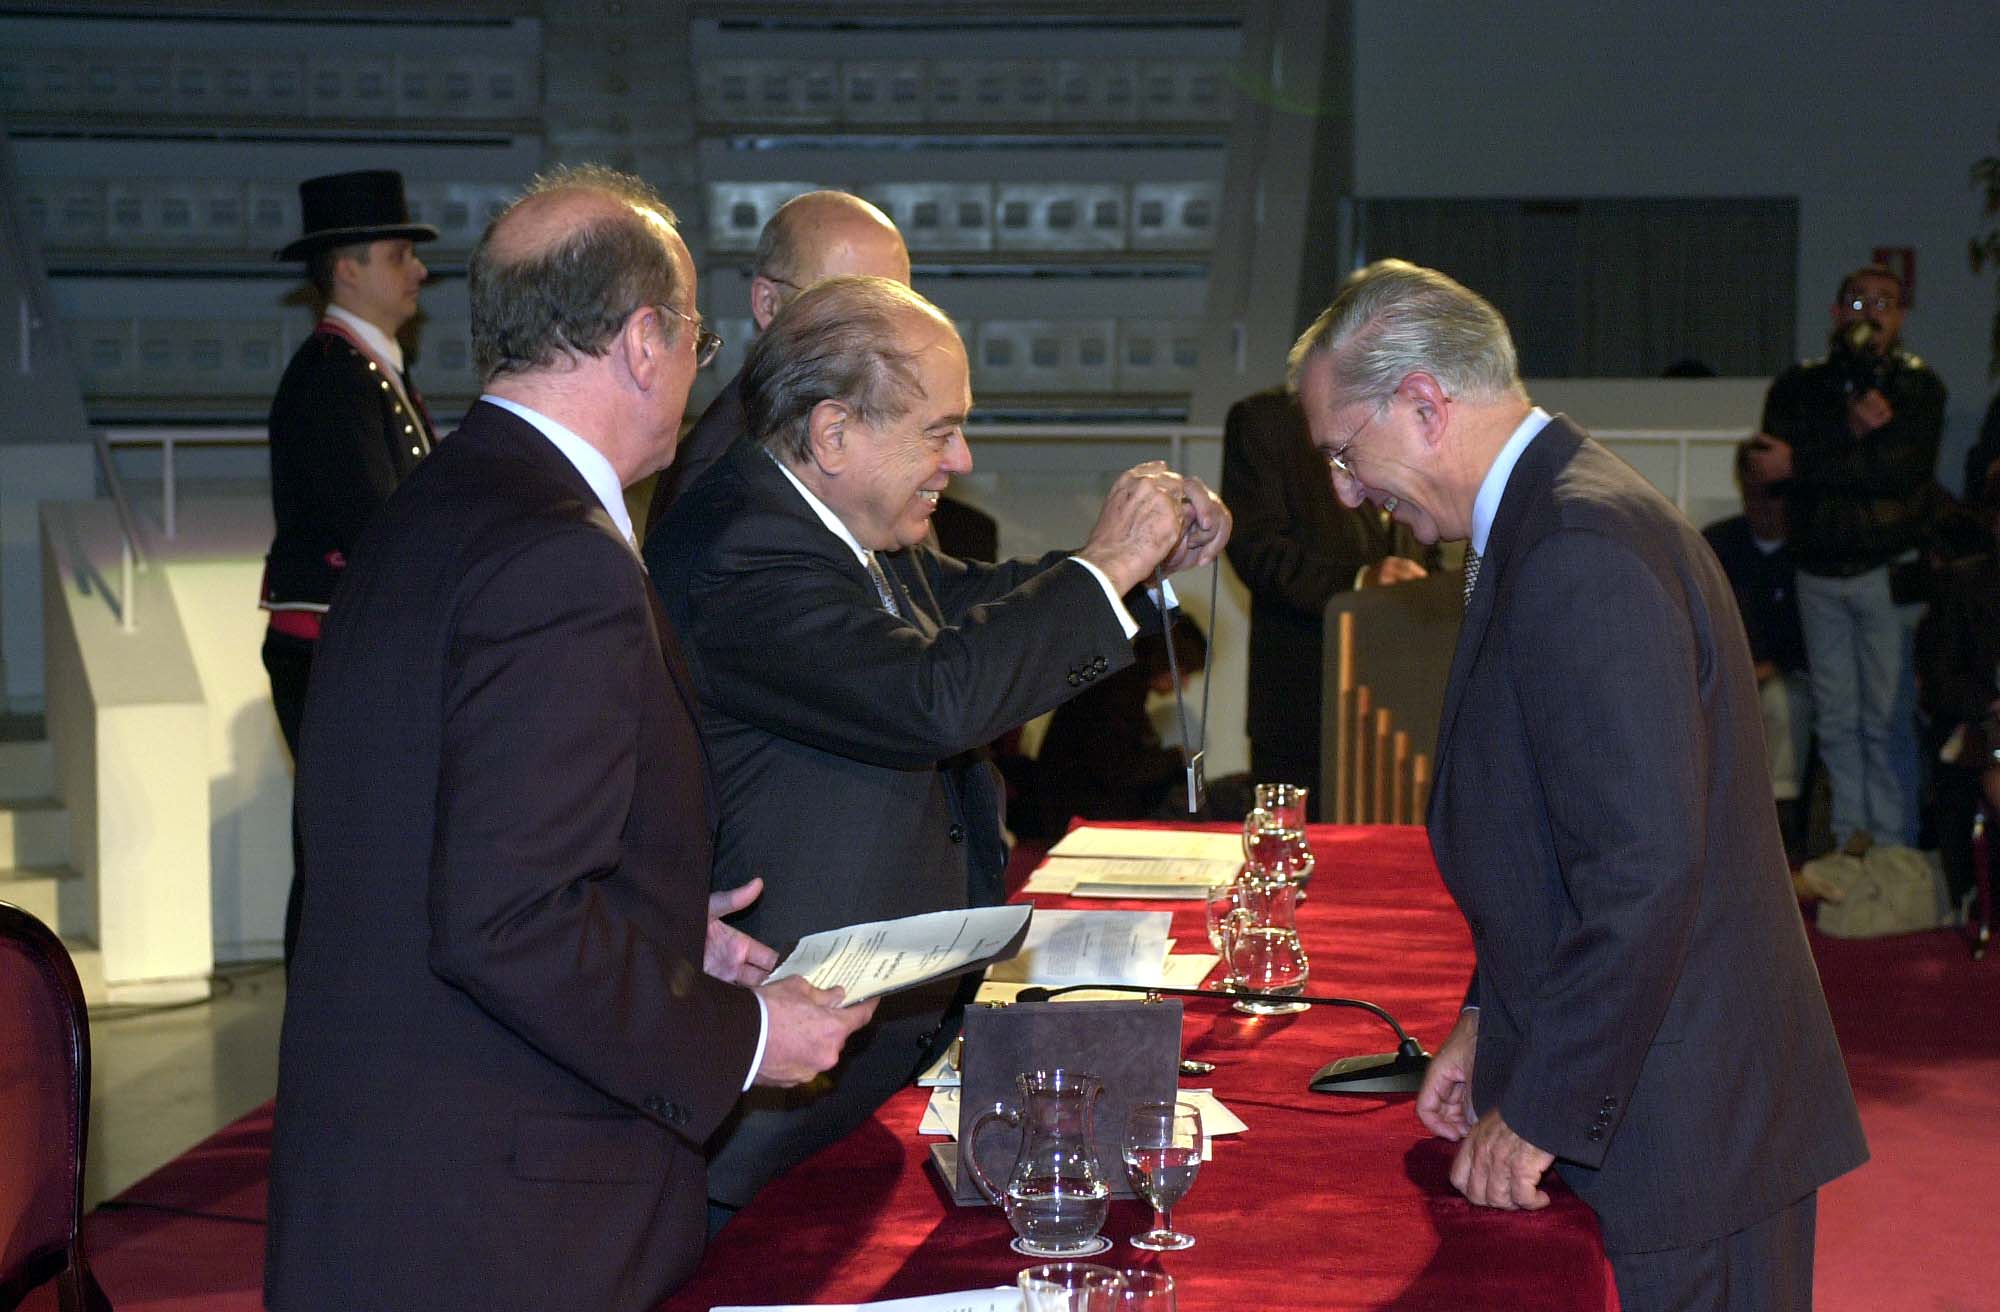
[427,526,760,1141]
[684,535,1135,770]
[1492,530,1709,1170]
[1221,394,1381,615]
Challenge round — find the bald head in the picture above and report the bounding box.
[750,191,911,330]
[470,164,687,382]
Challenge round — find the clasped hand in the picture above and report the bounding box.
[1077,460,1234,594]
[1415,1008,1556,1212]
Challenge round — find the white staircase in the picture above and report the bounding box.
[0,724,102,1000]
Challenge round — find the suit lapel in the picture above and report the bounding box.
[1429,417,1584,795]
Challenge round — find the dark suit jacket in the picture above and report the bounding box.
[1221,388,1431,777]
[644,364,748,540]
[647,438,1136,1206]
[1427,416,1866,1254]
[266,402,761,1311]
[264,324,434,611]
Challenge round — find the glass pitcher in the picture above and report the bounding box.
[1221,877,1310,1015]
[965,1068,1112,1257]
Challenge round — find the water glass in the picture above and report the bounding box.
[1122,1101,1202,1251]
[1018,1262,1128,1311]
[1114,1269,1177,1311]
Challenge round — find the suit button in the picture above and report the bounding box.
[643,1094,667,1115]
[916,1027,942,1050]
[1067,672,1082,687]
[1601,1096,1616,1110]
[1586,1127,1604,1142]
[1093,655,1108,672]
[948,823,965,844]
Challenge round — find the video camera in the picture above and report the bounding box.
[1828,320,1895,397]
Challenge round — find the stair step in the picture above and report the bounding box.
[0,863,80,926]
[0,798,69,866]
[0,739,55,801]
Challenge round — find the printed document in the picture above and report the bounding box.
[765,905,1032,1006]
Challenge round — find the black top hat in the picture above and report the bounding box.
[276,169,440,261]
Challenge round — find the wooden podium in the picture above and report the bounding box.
[1321,569,1465,824]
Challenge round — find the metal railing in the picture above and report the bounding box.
[89,432,147,633]
[78,422,1746,635]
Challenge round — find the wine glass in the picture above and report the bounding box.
[1122,1101,1202,1251]
[1114,1269,1177,1311]
[1018,1262,1128,1311]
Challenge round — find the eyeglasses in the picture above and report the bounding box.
[1844,294,1900,314]
[654,303,723,368]
[1324,400,1389,483]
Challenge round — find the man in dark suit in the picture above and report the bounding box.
[643,189,910,534]
[263,169,439,961]
[1291,260,1866,1309]
[1222,386,1433,807]
[648,275,1230,1219]
[266,166,873,1312]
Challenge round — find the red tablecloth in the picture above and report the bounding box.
[658,824,1614,1311]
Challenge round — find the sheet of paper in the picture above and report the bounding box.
[1040,856,1240,899]
[711,1289,1018,1312]
[765,905,1032,1006]
[1047,826,1246,862]
[973,952,1218,1006]
[920,1085,960,1136]
[984,909,1172,985]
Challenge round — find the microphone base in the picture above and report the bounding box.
[1308,1037,1431,1095]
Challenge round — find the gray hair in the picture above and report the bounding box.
[1286,259,1522,408]
[745,276,951,464]
[469,165,682,382]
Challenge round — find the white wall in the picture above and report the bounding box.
[160,504,290,962]
[42,502,212,1001]
[1352,1,2000,489]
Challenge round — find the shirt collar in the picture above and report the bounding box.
[324,304,404,374]
[1470,406,1552,557]
[769,453,873,568]
[478,395,636,549]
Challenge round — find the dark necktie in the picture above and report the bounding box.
[865,553,902,618]
[1463,547,1482,606]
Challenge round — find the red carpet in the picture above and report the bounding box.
[1809,924,2000,1312]
[27,913,1999,1310]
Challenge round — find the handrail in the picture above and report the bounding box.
[99,427,265,542]
[90,432,148,634]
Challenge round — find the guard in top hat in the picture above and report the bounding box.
[263,169,438,963]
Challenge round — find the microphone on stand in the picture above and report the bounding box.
[1009,982,1432,1095]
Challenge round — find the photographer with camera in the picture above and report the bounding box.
[1748,264,1946,855]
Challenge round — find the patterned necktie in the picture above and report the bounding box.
[865,553,902,618]
[1462,547,1482,606]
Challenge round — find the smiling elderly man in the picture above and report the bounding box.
[646,275,1230,1223]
